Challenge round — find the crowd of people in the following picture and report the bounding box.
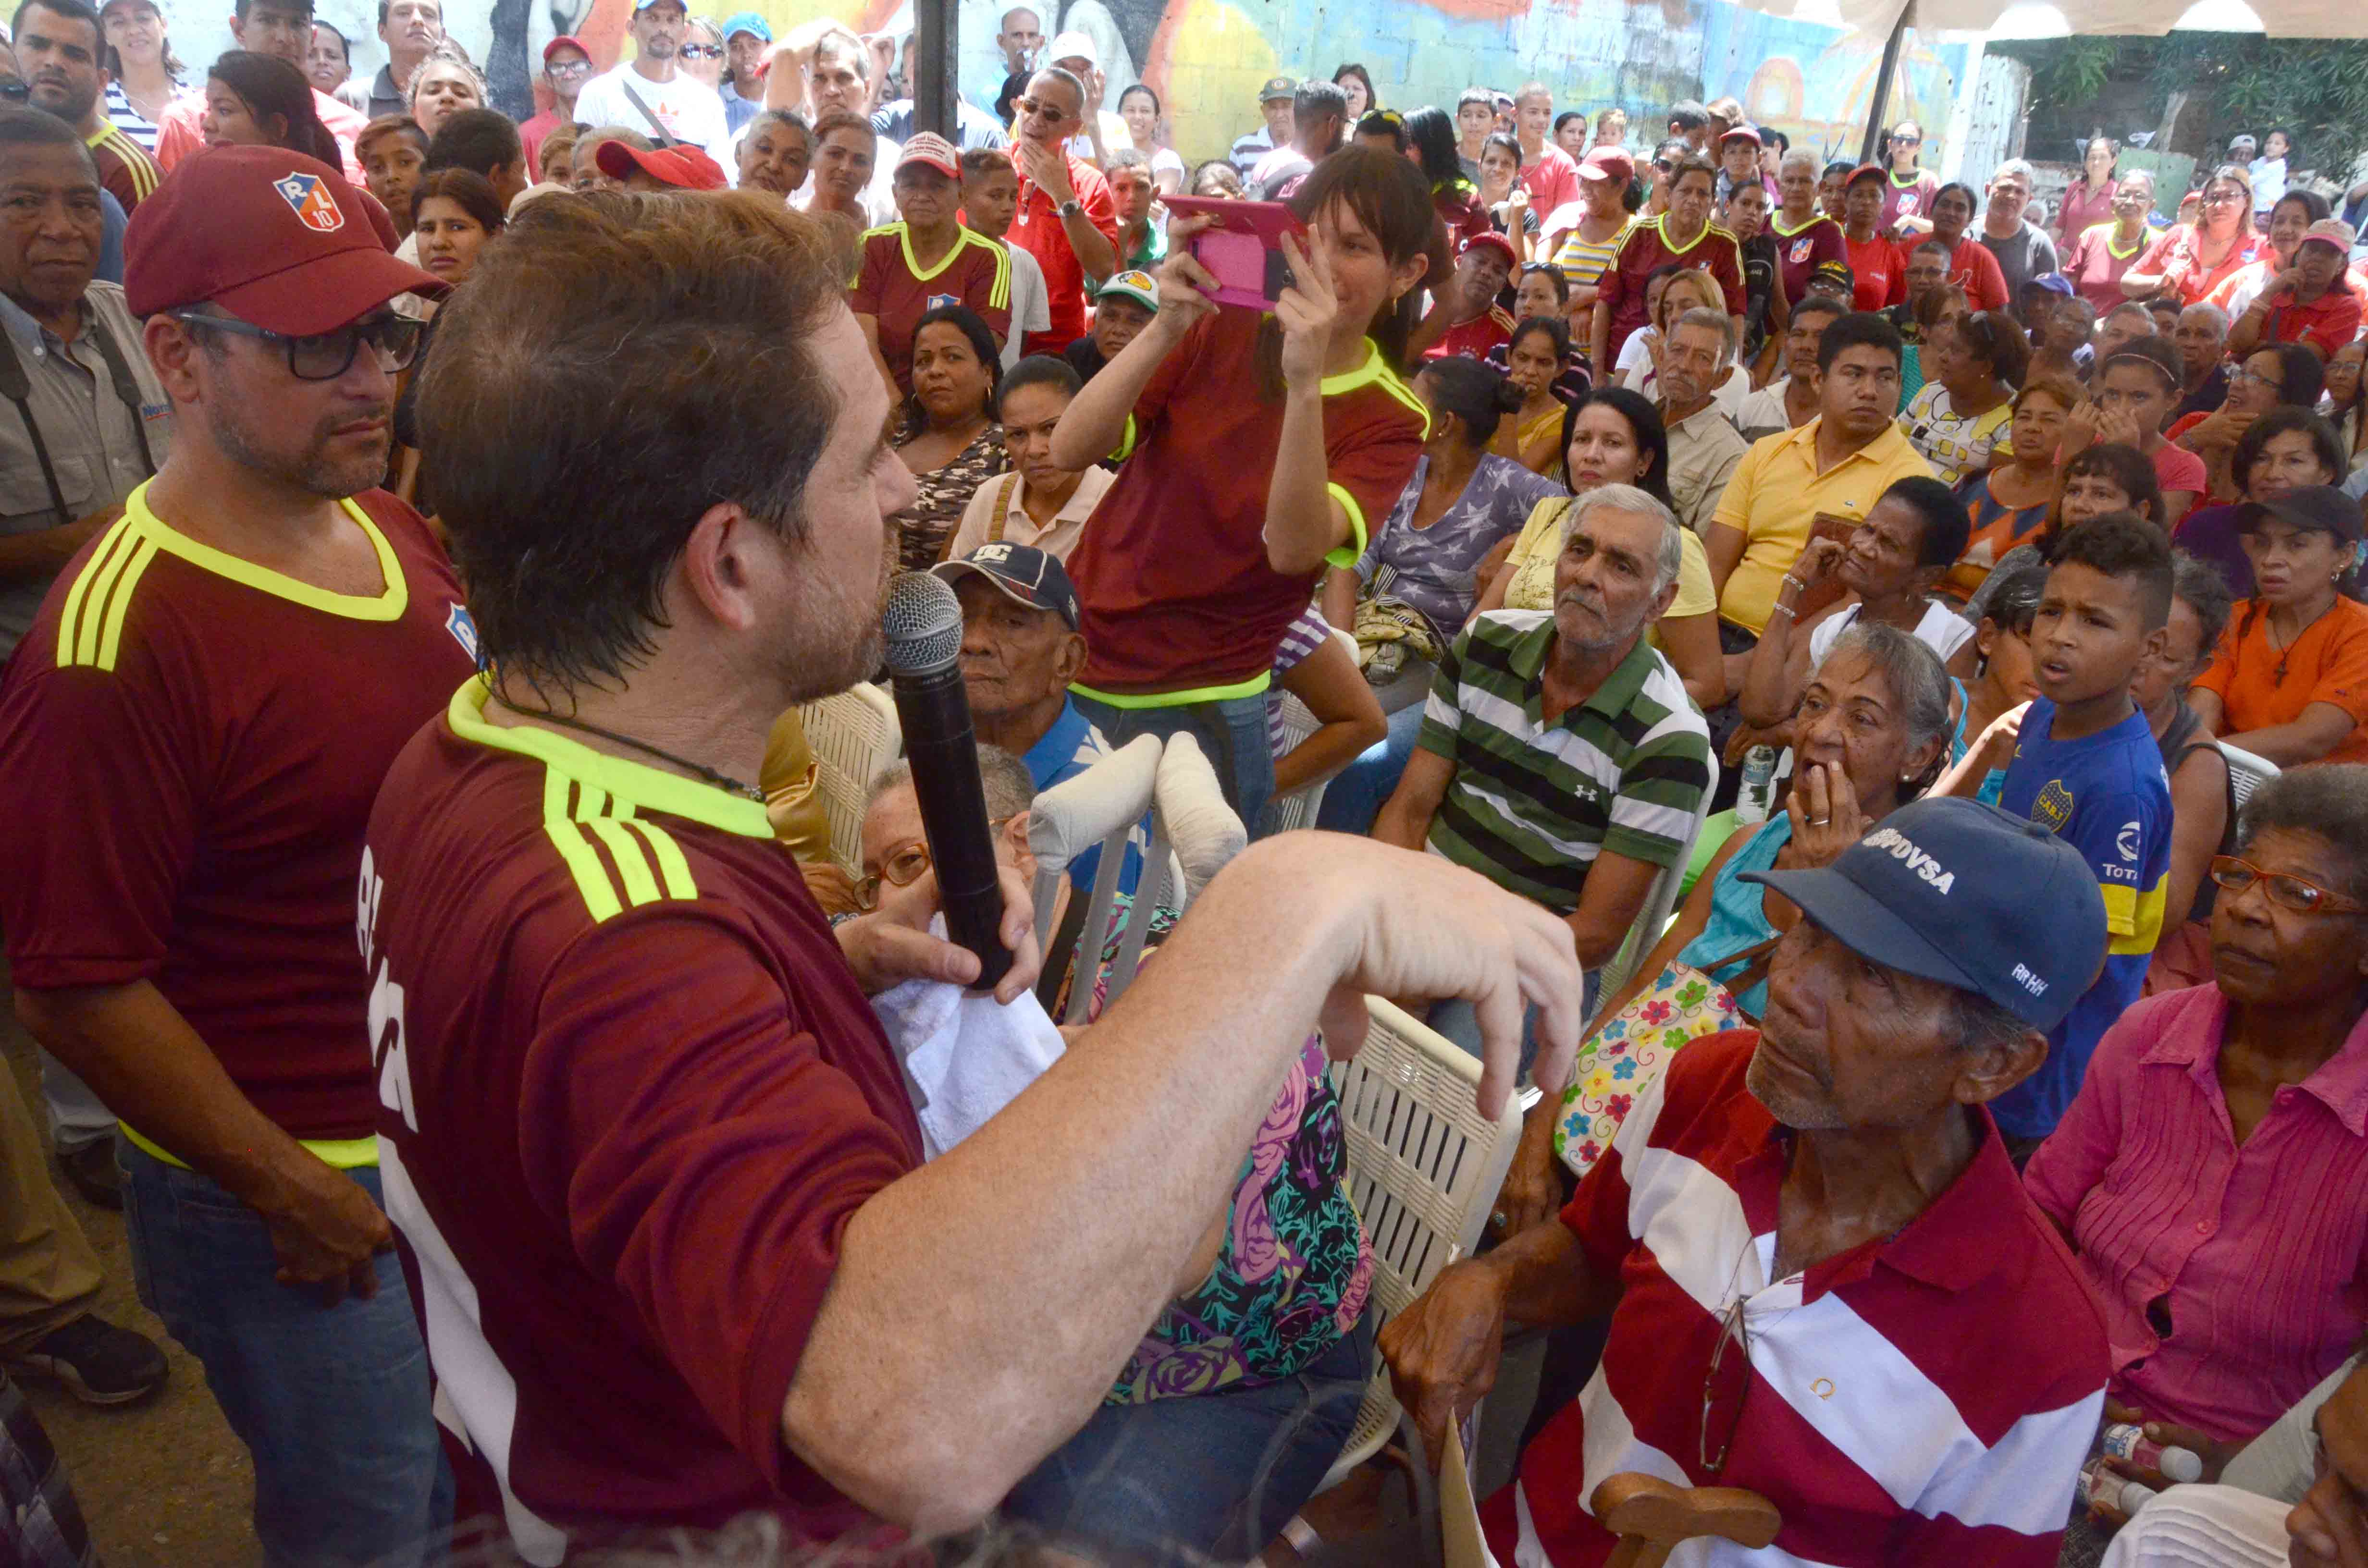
[0,6,2362,1564]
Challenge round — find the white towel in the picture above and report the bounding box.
[870,949,1067,1159]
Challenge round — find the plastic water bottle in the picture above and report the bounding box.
[2101,1422,2205,1482]
[1734,745,1778,824]
[2083,1456,2159,1517]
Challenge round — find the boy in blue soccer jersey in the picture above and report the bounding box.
[1941,513,2174,1159]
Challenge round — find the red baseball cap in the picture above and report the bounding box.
[1847,161,1887,186]
[125,146,444,336]
[594,139,728,191]
[1578,146,1634,184]
[1461,231,1517,266]
[542,33,588,63]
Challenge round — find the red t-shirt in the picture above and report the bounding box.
[850,223,1015,394]
[1517,145,1580,215]
[365,680,923,1545]
[2258,283,2366,359]
[517,109,564,181]
[1008,148,1119,353]
[2135,225,2263,307]
[0,484,475,1140]
[1067,309,1427,695]
[1596,214,1746,366]
[1769,212,1846,307]
[1424,305,1516,362]
[2152,434,2210,502]
[1881,168,1939,236]
[1844,230,1904,311]
[1943,236,2011,312]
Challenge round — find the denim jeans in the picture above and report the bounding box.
[120,1144,449,1568]
[1003,1311,1374,1565]
[1313,702,1427,836]
[1072,692,1276,841]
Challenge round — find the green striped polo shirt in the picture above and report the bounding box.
[1418,611,1712,914]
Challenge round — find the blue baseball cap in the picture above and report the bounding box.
[720,11,770,40]
[1742,797,2107,1032]
[932,544,1081,633]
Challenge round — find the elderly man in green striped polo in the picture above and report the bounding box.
[1373,482,1713,1065]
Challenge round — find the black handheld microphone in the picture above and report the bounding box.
[880,572,1013,989]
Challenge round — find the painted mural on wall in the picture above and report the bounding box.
[161,0,1968,170]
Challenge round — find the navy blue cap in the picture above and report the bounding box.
[932,543,1082,633]
[1742,797,2107,1032]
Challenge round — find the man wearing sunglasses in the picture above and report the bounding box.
[1384,795,2113,1568]
[0,144,470,1565]
[1006,62,1116,355]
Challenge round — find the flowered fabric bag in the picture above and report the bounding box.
[1552,941,1776,1178]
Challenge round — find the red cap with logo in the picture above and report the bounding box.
[594,139,729,191]
[1578,146,1635,185]
[126,146,444,336]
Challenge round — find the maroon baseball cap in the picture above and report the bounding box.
[1461,231,1517,266]
[126,146,444,336]
[594,139,728,191]
[1578,146,1634,184]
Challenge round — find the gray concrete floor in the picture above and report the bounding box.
[2,967,262,1568]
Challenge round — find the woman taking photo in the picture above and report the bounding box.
[405,47,486,143]
[2168,341,2324,510]
[1473,387,1723,710]
[1963,441,2165,625]
[1406,105,1489,254]
[2174,407,2349,597]
[1054,148,1438,831]
[393,168,502,511]
[1116,83,1184,194]
[2189,483,2368,766]
[2064,168,2159,316]
[2056,136,2123,252]
[198,51,341,167]
[1493,316,1573,474]
[1322,355,1560,710]
[99,0,183,146]
[2027,766,2368,1460]
[1949,376,2078,600]
[891,305,1007,573]
[2125,165,2260,306]
[1899,308,2026,484]
[1490,622,1954,1234]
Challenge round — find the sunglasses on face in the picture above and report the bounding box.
[678,42,721,58]
[1013,96,1073,125]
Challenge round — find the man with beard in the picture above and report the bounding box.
[1373,483,1711,1053]
[356,188,1579,1548]
[12,0,156,211]
[1380,796,2112,1568]
[0,146,465,1565]
[572,0,730,172]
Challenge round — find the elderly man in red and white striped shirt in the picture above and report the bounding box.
[1384,796,2117,1567]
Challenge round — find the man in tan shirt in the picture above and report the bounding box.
[1653,306,1748,536]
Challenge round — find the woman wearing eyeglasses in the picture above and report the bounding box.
[2025,764,2368,1498]
[2165,341,2324,509]
[2124,164,2261,306]
[2187,483,2368,767]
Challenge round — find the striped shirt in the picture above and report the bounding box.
[1266,605,1334,760]
[1499,1031,2109,1568]
[85,122,160,213]
[1416,612,1710,913]
[1550,222,1626,293]
[102,80,161,151]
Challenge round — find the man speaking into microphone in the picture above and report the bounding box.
[363,187,1583,1556]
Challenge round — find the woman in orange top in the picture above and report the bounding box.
[2124,165,2260,306]
[2189,486,2368,766]
[1947,376,2077,600]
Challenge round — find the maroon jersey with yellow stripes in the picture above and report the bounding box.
[361,679,922,1544]
[849,222,1014,395]
[1596,213,1747,368]
[0,483,474,1140]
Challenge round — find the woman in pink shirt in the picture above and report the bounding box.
[2026,764,2368,1463]
[2056,136,2123,251]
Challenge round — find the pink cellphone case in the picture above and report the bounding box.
[1162,196,1308,310]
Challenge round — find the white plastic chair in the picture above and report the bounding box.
[793,683,901,880]
[1588,750,1720,1019]
[2221,741,2279,812]
[1267,627,1364,833]
[1313,998,1528,1496]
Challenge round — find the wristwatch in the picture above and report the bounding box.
[1058,198,1083,220]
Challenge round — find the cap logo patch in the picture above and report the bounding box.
[274,172,345,233]
[1862,825,1955,894]
[973,542,1014,564]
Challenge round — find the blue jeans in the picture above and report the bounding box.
[1004,1311,1374,1564]
[121,1145,449,1568]
[1428,970,1601,1083]
[1314,702,1428,836]
[1072,692,1276,841]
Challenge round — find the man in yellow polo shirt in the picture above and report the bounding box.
[1705,311,1933,680]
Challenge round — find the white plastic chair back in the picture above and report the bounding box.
[2221,741,2278,813]
[1267,627,1363,833]
[1315,998,1526,1494]
[793,683,901,880]
[1589,749,1719,1018]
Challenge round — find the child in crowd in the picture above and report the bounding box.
[958,146,1052,370]
[1939,514,2174,1157]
